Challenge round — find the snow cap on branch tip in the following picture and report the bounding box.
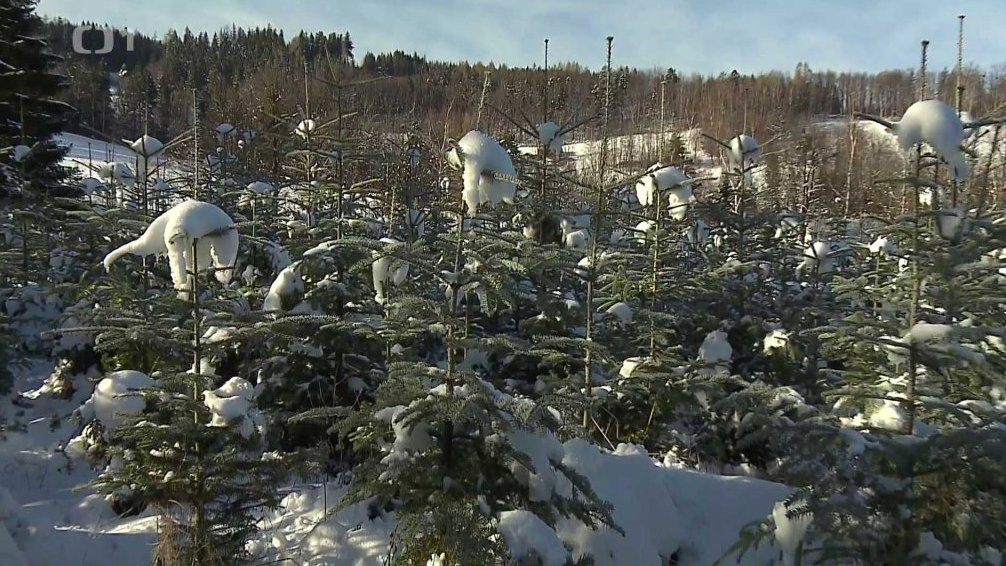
[128,134,164,158]
[892,99,969,181]
[727,134,761,171]
[446,130,518,214]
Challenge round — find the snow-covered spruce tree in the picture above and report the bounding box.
[590,127,833,468]
[70,199,290,564]
[593,86,701,445]
[481,49,638,429]
[323,112,618,563]
[725,97,1006,563]
[0,0,74,195]
[232,67,403,469]
[0,0,81,373]
[0,0,75,317]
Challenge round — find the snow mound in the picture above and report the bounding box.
[102,200,239,294]
[893,99,969,180]
[555,440,790,565]
[446,130,518,214]
[282,424,790,566]
[498,510,568,566]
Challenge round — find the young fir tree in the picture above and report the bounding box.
[300,65,621,559]
[725,94,1006,563]
[60,140,294,563]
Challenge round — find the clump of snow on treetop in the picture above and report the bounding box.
[635,163,695,220]
[128,134,163,158]
[372,237,410,305]
[445,130,517,214]
[97,161,135,185]
[797,240,850,277]
[958,110,976,138]
[263,263,304,312]
[102,200,239,295]
[215,122,236,139]
[11,144,30,162]
[80,177,104,195]
[294,119,316,138]
[891,99,969,180]
[603,302,633,325]
[727,134,762,171]
[934,207,969,241]
[763,329,791,354]
[868,235,896,255]
[537,121,563,156]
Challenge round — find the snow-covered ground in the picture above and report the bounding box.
[249,441,791,565]
[1,361,793,565]
[0,360,156,566]
[55,132,138,179]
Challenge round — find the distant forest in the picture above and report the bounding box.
[40,19,1006,147]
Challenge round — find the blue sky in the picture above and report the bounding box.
[37,0,1006,74]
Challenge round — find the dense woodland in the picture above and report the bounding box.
[41,19,1006,138]
[36,19,1006,217]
